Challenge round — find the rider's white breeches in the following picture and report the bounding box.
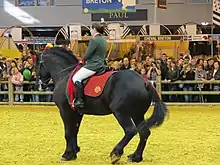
[72,67,96,83]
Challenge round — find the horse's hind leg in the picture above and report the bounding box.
[58,104,83,161]
[128,115,151,163]
[110,111,137,164]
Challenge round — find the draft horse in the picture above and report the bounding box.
[36,47,168,164]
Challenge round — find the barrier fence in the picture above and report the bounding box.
[0,77,220,106]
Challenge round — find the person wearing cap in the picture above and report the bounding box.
[72,23,107,108]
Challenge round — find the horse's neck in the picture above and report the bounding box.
[49,64,73,84]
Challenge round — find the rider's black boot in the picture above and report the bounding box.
[73,81,84,109]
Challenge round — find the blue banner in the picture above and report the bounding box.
[82,0,136,14]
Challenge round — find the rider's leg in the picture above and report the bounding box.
[72,67,96,108]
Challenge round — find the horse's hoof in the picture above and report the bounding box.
[60,157,69,162]
[111,154,121,164]
[127,153,143,163]
[60,155,77,162]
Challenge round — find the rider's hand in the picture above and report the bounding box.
[80,59,85,64]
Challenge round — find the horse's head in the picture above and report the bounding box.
[35,53,52,90]
[35,47,79,90]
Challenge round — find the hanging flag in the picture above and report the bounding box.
[139,25,148,35]
[176,25,187,35]
[103,27,110,36]
[157,0,167,9]
[121,26,131,39]
[59,27,69,40]
[213,0,220,27]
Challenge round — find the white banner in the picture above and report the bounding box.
[108,23,121,40]
[191,35,209,41]
[69,25,82,40]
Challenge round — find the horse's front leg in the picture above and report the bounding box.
[58,105,83,161]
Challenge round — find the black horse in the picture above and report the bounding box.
[36,47,168,164]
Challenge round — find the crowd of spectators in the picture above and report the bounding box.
[0,49,54,102]
[106,46,220,103]
[0,43,220,103]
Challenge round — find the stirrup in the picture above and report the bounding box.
[74,99,84,108]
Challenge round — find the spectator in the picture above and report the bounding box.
[203,60,209,72]
[183,50,192,62]
[207,58,214,70]
[136,63,143,73]
[5,58,12,76]
[195,64,207,81]
[160,53,168,80]
[112,61,120,71]
[140,68,148,82]
[120,57,130,70]
[147,62,161,81]
[11,67,24,102]
[181,64,195,102]
[195,64,207,102]
[197,59,204,66]
[130,58,136,66]
[208,61,220,102]
[130,64,136,71]
[22,61,33,102]
[177,58,184,71]
[167,60,180,102]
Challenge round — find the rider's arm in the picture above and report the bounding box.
[84,39,97,60]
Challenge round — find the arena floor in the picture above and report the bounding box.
[0,106,220,165]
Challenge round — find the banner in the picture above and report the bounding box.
[82,0,136,14]
[91,9,147,21]
[69,25,82,40]
[140,35,187,41]
[157,0,167,9]
[213,0,220,27]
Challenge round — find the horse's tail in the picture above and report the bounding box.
[144,81,168,128]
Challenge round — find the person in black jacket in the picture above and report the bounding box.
[166,60,180,102]
[180,64,195,102]
[207,61,220,102]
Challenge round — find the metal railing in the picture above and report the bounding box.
[155,76,220,106]
[0,77,220,106]
[0,79,55,106]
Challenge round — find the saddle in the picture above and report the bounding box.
[66,65,116,110]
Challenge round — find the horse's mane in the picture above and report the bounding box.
[43,47,79,65]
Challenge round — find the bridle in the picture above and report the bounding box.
[37,54,51,87]
[37,54,78,87]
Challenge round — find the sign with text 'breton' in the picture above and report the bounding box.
[140,36,186,41]
[91,9,147,21]
[82,0,136,14]
[157,0,167,9]
[140,35,212,42]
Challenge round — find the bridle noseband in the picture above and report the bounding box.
[37,54,51,87]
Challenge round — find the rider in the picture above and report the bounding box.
[72,23,107,108]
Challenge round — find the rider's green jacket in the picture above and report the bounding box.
[83,35,107,71]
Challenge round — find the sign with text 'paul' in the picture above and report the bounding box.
[82,0,136,14]
[91,9,147,21]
